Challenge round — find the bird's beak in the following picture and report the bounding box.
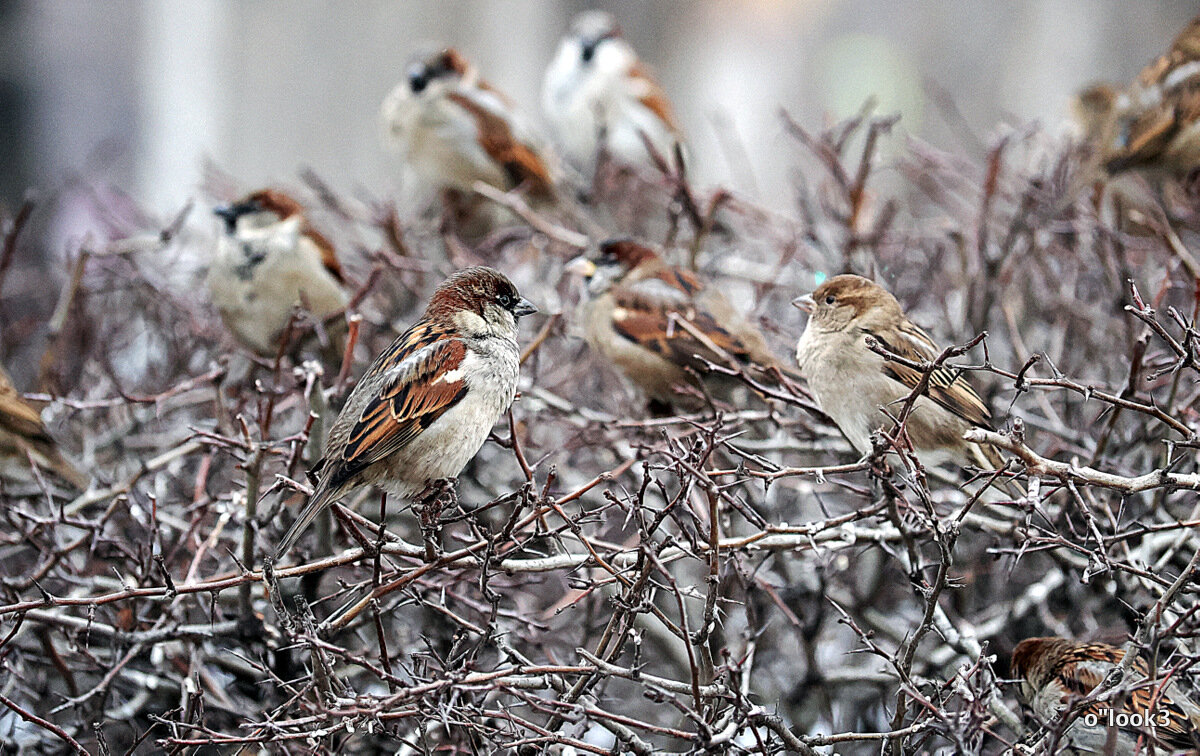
[213,201,256,233]
[512,298,538,318]
[791,294,815,313]
[565,256,597,279]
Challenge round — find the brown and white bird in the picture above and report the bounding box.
[382,48,556,203]
[274,267,537,559]
[1074,14,1200,177]
[543,11,682,174]
[567,239,794,411]
[1012,637,1200,754]
[0,365,87,490]
[210,189,349,359]
[793,274,1006,473]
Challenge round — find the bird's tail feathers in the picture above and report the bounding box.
[274,485,336,561]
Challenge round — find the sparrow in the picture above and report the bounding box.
[210,189,349,359]
[381,48,556,202]
[567,239,795,410]
[1011,637,1200,754]
[543,10,682,174]
[1074,14,1200,177]
[274,267,537,559]
[793,274,1006,473]
[0,364,88,490]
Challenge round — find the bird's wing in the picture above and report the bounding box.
[866,320,992,428]
[445,92,554,197]
[610,268,766,373]
[324,325,469,489]
[628,61,680,134]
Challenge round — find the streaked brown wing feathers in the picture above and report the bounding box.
[870,321,992,428]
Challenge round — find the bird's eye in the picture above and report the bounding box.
[825,295,836,305]
[498,293,514,307]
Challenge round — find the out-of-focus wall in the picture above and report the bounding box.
[1,1,1194,217]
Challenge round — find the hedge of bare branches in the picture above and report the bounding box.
[1,110,1198,754]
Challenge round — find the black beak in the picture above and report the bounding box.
[407,64,429,94]
[512,297,538,318]
[213,201,257,233]
[580,39,598,63]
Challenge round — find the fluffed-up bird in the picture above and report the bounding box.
[274,267,537,559]
[567,239,795,411]
[543,10,681,175]
[0,365,88,490]
[1074,14,1200,178]
[1011,636,1200,755]
[210,189,349,360]
[793,274,1008,477]
[382,48,556,209]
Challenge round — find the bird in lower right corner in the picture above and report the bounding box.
[0,364,88,491]
[793,274,1009,480]
[1011,637,1200,755]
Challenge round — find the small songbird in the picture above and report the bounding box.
[567,239,794,411]
[1011,637,1200,754]
[793,274,1005,473]
[0,365,88,490]
[543,10,681,174]
[274,267,537,559]
[1074,14,1200,177]
[381,48,556,202]
[210,189,349,359]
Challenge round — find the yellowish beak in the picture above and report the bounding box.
[791,294,815,313]
[565,256,597,278]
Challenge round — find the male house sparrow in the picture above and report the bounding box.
[1011,637,1200,754]
[543,11,681,174]
[1074,15,1200,177]
[381,48,556,203]
[210,189,348,359]
[274,267,537,558]
[793,274,1006,474]
[567,239,794,411]
[0,365,88,490]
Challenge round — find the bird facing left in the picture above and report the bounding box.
[274,266,538,559]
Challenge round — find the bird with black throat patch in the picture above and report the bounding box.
[793,274,1011,485]
[543,10,682,177]
[274,267,537,559]
[210,189,349,362]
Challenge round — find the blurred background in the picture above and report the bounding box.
[1,0,1196,221]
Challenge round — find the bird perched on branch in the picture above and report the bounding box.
[1011,636,1200,755]
[567,239,796,412]
[793,274,1008,479]
[1074,14,1200,178]
[543,11,682,175]
[274,267,537,559]
[0,365,88,490]
[382,47,557,222]
[210,189,348,361]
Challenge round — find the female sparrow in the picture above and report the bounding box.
[0,365,88,490]
[793,274,1005,473]
[567,239,795,411]
[1075,14,1200,177]
[210,189,348,359]
[543,11,682,174]
[381,48,556,202]
[1011,637,1200,754]
[274,267,537,558]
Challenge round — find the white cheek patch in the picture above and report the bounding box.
[454,309,488,332]
[612,306,631,322]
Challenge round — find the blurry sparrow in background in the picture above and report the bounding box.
[1073,14,1200,178]
[793,274,1008,479]
[1011,637,1200,755]
[0,364,88,491]
[274,267,537,559]
[543,11,682,176]
[382,48,556,209]
[567,239,795,412]
[210,189,348,361]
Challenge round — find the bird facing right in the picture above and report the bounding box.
[1011,636,1200,755]
[793,274,1006,474]
[274,267,537,559]
[543,10,682,175]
